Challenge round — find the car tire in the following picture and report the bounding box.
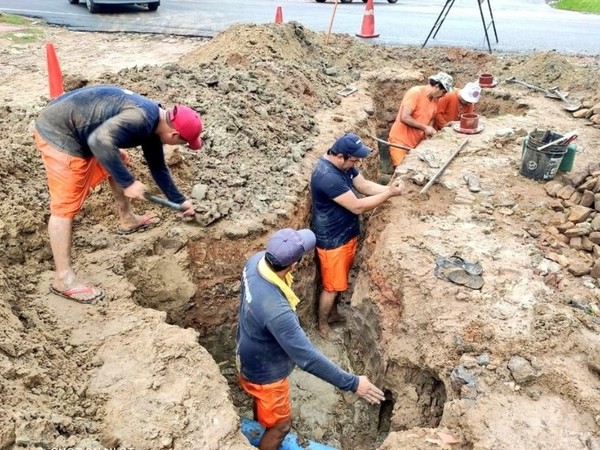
[148,2,159,10]
[68,0,79,4]
[86,0,99,13]
[340,0,353,3]
[315,0,326,2]
[388,0,398,2]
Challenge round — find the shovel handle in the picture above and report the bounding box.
[143,193,186,212]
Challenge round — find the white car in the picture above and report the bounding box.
[68,0,160,14]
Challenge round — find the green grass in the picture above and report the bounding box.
[5,29,43,44]
[554,0,600,13]
[0,13,31,25]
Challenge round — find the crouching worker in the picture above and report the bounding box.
[236,228,385,450]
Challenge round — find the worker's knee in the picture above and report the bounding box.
[272,418,292,435]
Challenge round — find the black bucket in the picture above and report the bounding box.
[520,131,568,181]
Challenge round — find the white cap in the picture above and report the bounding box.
[459,82,481,103]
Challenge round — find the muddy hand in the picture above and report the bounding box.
[356,376,385,405]
[124,180,147,200]
[179,200,196,217]
[389,179,404,196]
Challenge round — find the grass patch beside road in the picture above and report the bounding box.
[554,0,600,13]
[0,13,31,25]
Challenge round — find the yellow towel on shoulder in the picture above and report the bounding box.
[258,256,300,310]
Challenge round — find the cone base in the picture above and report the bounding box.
[356,33,380,38]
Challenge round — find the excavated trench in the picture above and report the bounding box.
[122,81,532,449]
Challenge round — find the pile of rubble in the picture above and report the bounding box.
[544,165,600,278]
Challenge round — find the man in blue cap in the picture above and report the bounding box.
[311,133,404,339]
[236,228,385,450]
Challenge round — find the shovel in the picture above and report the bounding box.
[548,87,581,112]
[505,77,564,99]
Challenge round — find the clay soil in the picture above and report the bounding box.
[0,14,599,450]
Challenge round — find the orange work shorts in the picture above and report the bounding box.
[316,236,358,292]
[239,376,291,428]
[34,130,129,219]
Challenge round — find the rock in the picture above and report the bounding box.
[572,108,589,119]
[191,184,208,202]
[569,236,583,250]
[568,191,582,204]
[544,180,564,197]
[507,356,539,384]
[556,185,575,200]
[562,171,589,188]
[450,365,476,391]
[595,193,600,211]
[557,221,574,233]
[589,232,600,245]
[567,205,593,223]
[163,146,183,166]
[590,260,600,279]
[477,353,491,366]
[591,215,600,231]
[564,223,591,237]
[578,177,597,192]
[568,261,591,276]
[582,236,595,252]
[579,190,595,208]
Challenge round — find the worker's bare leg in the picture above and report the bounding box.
[318,289,338,339]
[258,419,291,450]
[107,177,149,230]
[48,215,101,300]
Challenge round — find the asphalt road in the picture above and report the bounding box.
[1,0,600,54]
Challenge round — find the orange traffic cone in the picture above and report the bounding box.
[275,6,283,24]
[356,0,379,39]
[46,43,64,98]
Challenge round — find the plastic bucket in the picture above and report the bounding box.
[519,131,568,181]
[559,143,577,172]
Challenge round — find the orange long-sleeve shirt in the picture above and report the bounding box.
[433,91,474,130]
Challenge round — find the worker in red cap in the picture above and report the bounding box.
[34,85,203,304]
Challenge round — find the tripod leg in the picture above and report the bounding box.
[486,0,499,42]
[478,0,493,53]
[433,0,456,39]
[422,0,453,49]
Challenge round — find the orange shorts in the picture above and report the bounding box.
[388,136,410,167]
[239,376,291,428]
[34,130,129,219]
[316,236,358,292]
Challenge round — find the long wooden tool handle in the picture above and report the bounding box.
[537,131,576,151]
[370,136,414,152]
[420,138,470,194]
[144,193,186,212]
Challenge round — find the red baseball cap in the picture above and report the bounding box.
[169,105,203,150]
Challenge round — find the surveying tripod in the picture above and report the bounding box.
[422,0,498,54]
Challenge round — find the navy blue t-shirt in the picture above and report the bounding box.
[236,252,359,392]
[310,157,360,249]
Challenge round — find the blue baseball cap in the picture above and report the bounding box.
[331,133,372,158]
[266,228,316,267]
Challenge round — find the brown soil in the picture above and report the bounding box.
[0,15,599,450]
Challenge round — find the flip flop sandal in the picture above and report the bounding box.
[445,268,484,290]
[447,256,483,276]
[117,213,160,235]
[49,285,105,304]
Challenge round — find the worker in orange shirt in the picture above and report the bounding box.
[387,72,453,168]
[434,81,481,130]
